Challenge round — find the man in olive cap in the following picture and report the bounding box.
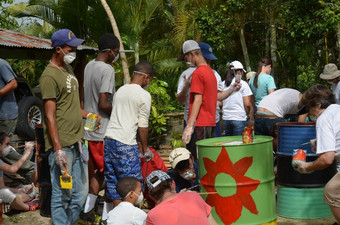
[320,63,340,104]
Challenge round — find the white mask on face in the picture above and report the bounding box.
[2,145,15,157]
[186,54,196,68]
[133,192,144,205]
[61,48,76,64]
[180,170,195,180]
[112,52,119,63]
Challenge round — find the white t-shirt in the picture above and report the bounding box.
[222,79,253,121]
[332,82,340,104]
[107,201,147,225]
[316,104,340,161]
[105,84,151,145]
[177,67,223,123]
[257,88,300,117]
[83,60,115,141]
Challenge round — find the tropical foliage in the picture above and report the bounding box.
[3,0,340,145]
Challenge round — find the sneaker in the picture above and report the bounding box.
[27,198,39,211]
[79,208,96,222]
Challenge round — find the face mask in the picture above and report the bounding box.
[133,192,144,205]
[180,170,195,180]
[2,145,15,157]
[112,52,119,63]
[186,55,195,68]
[61,48,76,64]
[143,78,150,90]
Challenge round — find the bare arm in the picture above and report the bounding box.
[0,148,32,174]
[268,89,275,94]
[44,99,62,151]
[298,113,308,122]
[217,83,241,101]
[243,96,252,119]
[186,93,202,127]
[305,151,335,172]
[0,78,17,96]
[138,127,149,154]
[98,92,112,115]
[208,213,218,225]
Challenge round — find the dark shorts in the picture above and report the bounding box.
[186,126,215,160]
[104,139,143,200]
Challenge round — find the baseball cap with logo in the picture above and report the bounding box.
[199,42,217,60]
[230,60,246,73]
[177,40,201,61]
[51,29,84,48]
[169,148,191,169]
[146,170,171,190]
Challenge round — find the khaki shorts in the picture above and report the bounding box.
[324,172,340,207]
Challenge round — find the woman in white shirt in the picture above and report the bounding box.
[222,61,253,136]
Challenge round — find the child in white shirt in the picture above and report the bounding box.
[107,177,147,225]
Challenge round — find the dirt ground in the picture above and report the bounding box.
[2,205,337,225]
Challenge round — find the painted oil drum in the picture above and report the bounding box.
[196,135,276,225]
[276,154,336,187]
[277,122,316,156]
[277,185,333,219]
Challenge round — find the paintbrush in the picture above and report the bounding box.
[198,192,218,195]
[60,166,72,189]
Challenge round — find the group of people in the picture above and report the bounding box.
[1,26,340,224]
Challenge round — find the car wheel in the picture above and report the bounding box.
[15,96,44,140]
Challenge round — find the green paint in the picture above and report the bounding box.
[215,173,237,197]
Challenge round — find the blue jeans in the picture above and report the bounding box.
[224,120,246,136]
[48,143,88,225]
[214,121,222,137]
[254,117,286,136]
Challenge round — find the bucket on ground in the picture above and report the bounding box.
[197,135,276,225]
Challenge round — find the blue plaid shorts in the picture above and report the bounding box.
[104,139,143,200]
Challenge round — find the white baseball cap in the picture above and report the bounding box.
[177,40,200,61]
[230,60,246,73]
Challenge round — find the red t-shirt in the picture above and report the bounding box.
[146,192,212,225]
[189,65,217,126]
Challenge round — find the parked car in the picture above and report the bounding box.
[14,76,43,140]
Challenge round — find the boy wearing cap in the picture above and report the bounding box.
[320,63,340,104]
[167,148,198,193]
[40,29,89,225]
[81,33,120,222]
[104,60,154,213]
[146,170,218,225]
[178,40,217,159]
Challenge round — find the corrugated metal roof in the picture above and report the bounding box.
[0,28,97,51]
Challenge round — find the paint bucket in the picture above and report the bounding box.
[197,135,276,225]
[277,185,333,219]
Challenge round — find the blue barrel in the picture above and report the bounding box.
[276,122,336,187]
[277,122,316,156]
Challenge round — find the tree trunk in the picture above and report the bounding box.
[240,23,251,72]
[100,0,131,84]
[337,24,340,66]
[135,42,139,64]
[270,10,278,86]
